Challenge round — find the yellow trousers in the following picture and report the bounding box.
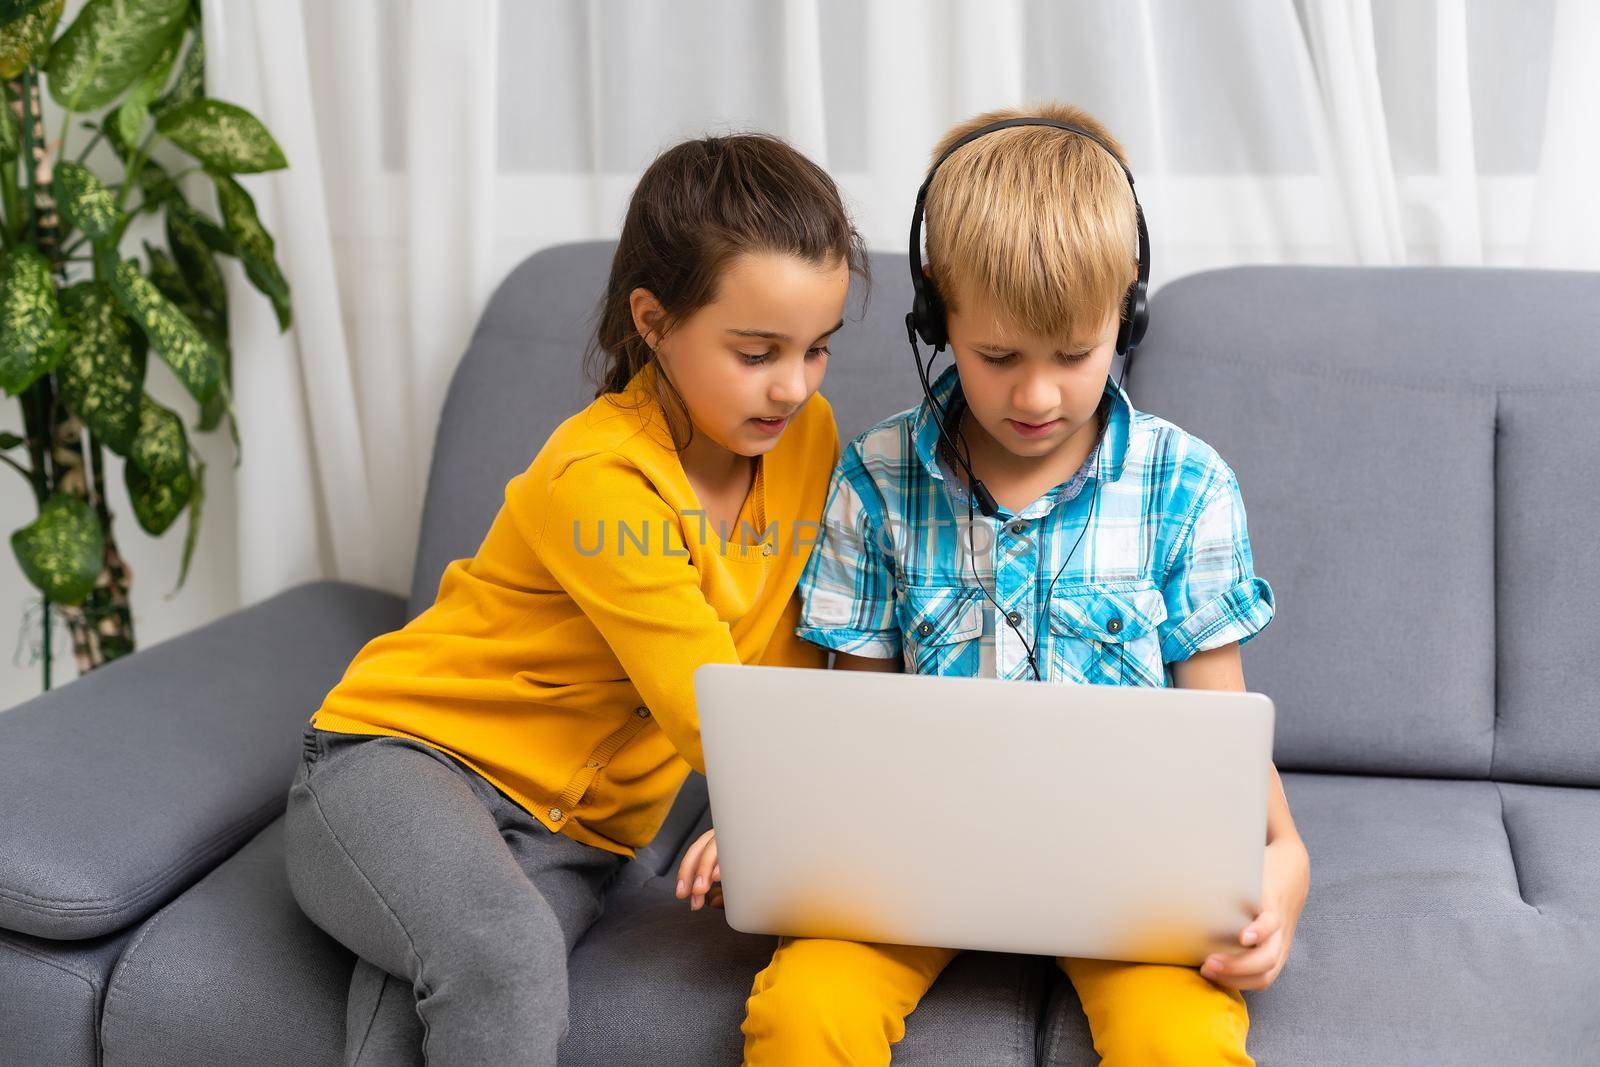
[742,937,1252,1066]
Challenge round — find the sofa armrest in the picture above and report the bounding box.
[0,580,403,940]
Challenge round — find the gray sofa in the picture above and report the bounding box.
[2,241,1597,1065]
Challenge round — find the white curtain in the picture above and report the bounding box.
[5,0,1595,703]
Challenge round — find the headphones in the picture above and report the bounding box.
[903,117,1152,681]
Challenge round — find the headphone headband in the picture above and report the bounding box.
[906,117,1150,358]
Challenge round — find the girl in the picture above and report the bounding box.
[284,133,867,1065]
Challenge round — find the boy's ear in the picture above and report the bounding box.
[629,287,665,350]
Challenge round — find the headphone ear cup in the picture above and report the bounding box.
[912,287,949,350]
[1117,281,1149,355]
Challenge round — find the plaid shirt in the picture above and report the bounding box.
[797,364,1275,685]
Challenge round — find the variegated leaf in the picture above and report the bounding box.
[1,1,52,26]
[0,0,59,79]
[106,257,221,404]
[11,492,104,604]
[0,84,17,162]
[45,0,187,112]
[151,32,200,116]
[53,161,121,245]
[166,202,226,322]
[0,248,70,395]
[157,98,287,173]
[112,32,179,148]
[56,282,146,455]
[126,453,192,535]
[128,392,186,479]
[212,173,290,330]
[172,457,204,590]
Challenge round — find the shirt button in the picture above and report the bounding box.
[1005,611,1023,627]
[916,621,934,638]
[549,807,564,821]
[1107,617,1123,634]
[634,705,651,718]
[1008,520,1027,535]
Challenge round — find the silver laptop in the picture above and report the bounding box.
[692,663,1275,967]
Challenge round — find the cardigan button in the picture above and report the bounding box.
[634,705,651,718]
[548,807,564,821]
[585,760,600,769]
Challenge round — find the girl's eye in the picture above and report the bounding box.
[739,351,771,365]
[807,346,831,359]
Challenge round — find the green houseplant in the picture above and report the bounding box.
[2,0,291,690]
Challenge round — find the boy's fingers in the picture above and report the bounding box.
[1241,909,1282,946]
[1204,932,1281,978]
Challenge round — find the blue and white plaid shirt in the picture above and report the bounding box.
[797,364,1275,685]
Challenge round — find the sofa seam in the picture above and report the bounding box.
[0,789,286,915]
[1495,781,1542,916]
[0,934,104,1065]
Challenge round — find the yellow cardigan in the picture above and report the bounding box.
[311,367,838,856]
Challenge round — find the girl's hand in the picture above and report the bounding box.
[1201,836,1310,991]
[675,828,723,911]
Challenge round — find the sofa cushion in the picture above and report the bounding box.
[0,581,405,940]
[98,818,351,1067]
[1131,265,1600,782]
[1038,771,1600,1064]
[0,923,135,1067]
[561,875,1056,1065]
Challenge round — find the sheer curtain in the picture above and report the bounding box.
[4,0,1593,703]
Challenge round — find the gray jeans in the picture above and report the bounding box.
[284,725,627,1066]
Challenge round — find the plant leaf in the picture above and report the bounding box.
[0,430,24,449]
[128,392,186,478]
[170,456,203,591]
[0,0,50,28]
[106,257,221,404]
[212,173,290,329]
[53,161,122,245]
[126,452,192,534]
[112,31,179,148]
[157,99,287,173]
[44,0,187,112]
[166,201,226,323]
[0,84,17,162]
[56,281,146,455]
[0,0,59,78]
[0,247,70,395]
[150,31,200,116]
[11,492,104,604]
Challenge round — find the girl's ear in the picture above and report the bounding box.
[629,287,666,351]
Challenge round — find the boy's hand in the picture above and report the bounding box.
[675,828,723,911]
[1200,835,1310,991]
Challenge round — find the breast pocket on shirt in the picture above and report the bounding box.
[898,584,984,676]
[1047,582,1169,688]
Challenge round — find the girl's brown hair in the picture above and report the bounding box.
[586,133,868,445]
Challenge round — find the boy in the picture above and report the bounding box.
[680,102,1311,1064]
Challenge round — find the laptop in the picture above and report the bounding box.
[692,663,1275,966]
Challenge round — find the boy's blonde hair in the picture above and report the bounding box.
[924,101,1138,346]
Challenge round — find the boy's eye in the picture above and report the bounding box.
[979,352,1016,366]
[1060,350,1093,364]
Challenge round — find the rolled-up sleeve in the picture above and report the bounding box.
[795,452,901,658]
[1158,463,1275,664]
